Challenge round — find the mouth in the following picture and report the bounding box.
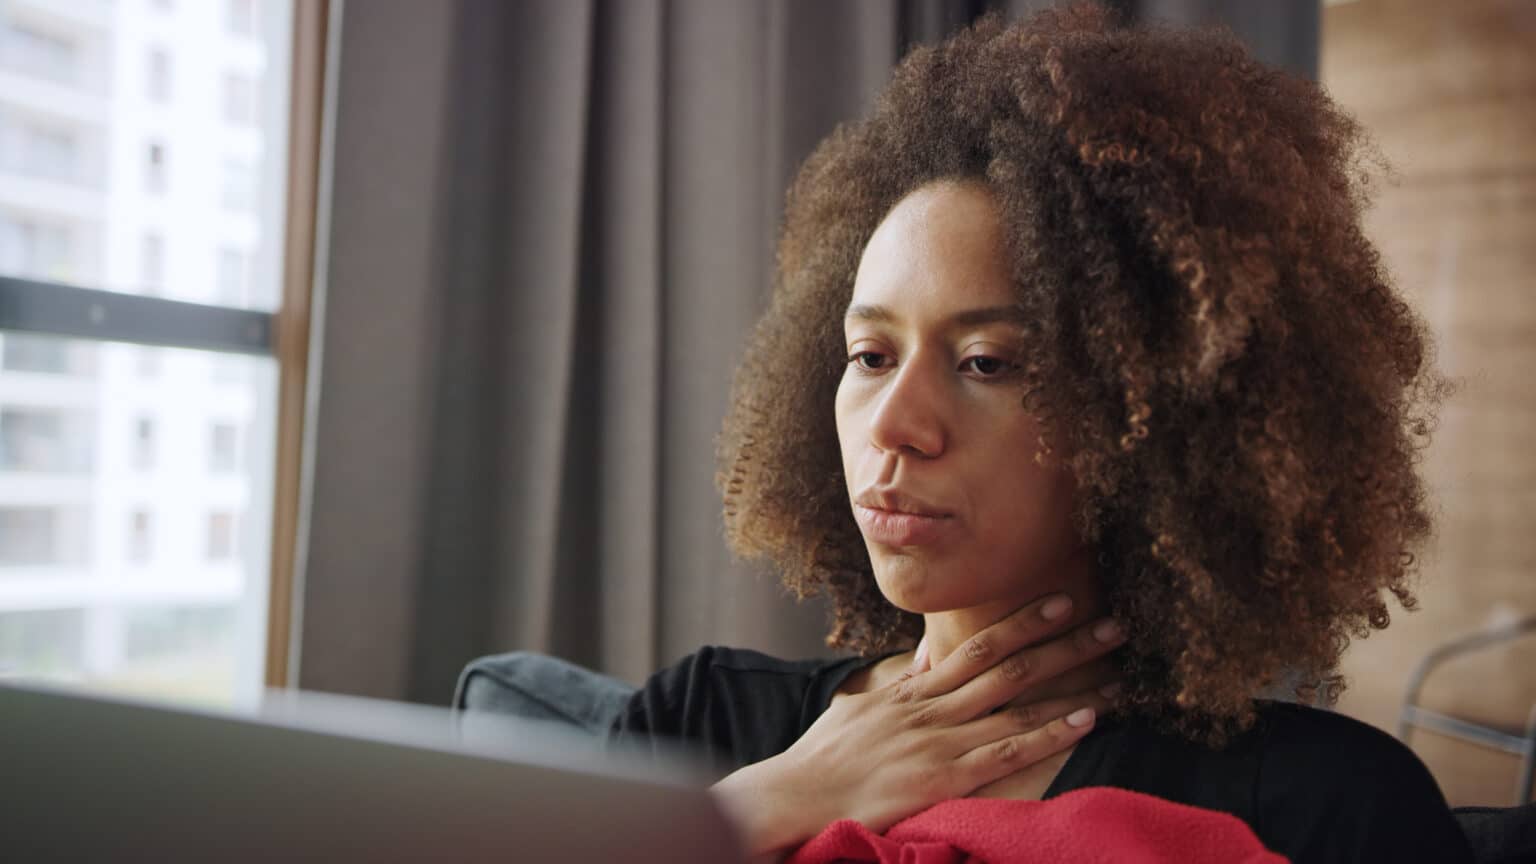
[851,490,956,547]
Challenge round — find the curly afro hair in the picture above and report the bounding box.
[716,2,1451,743]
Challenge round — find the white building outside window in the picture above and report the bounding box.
[147,49,171,103]
[0,0,294,709]
[209,422,238,473]
[222,73,256,127]
[220,158,256,211]
[0,218,74,282]
[2,333,73,374]
[1,407,64,471]
[206,511,236,560]
[0,119,78,183]
[144,141,167,195]
[140,233,164,293]
[227,0,257,38]
[0,507,57,565]
[132,416,155,470]
[215,246,248,306]
[1,22,78,85]
[128,509,152,563]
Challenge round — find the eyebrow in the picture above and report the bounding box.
[844,303,1028,329]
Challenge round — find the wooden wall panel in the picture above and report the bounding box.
[1322,0,1536,807]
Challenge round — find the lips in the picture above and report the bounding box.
[851,489,955,547]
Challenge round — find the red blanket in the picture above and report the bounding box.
[785,787,1288,864]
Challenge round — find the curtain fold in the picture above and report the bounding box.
[299,0,1316,705]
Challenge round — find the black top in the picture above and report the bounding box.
[607,645,1473,864]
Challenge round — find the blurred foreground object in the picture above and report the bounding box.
[0,678,742,863]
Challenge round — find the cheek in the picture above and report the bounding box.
[963,472,1077,594]
[971,420,1077,540]
[833,377,863,468]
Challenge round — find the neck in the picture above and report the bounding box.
[920,544,1105,669]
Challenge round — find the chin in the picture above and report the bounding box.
[872,556,976,614]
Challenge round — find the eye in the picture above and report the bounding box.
[959,355,1015,378]
[848,351,891,372]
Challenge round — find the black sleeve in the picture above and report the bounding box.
[605,645,825,779]
[607,646,735,777]
[1255,706,1474,864]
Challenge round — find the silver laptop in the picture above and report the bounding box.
[0,680,745,862]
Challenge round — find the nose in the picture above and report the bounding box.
[867,355,946,458]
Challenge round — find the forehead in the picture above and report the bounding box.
[851,180,1015,312]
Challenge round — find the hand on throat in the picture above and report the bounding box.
[919,544,1106,670]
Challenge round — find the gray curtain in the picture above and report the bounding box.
[295,0,1315,705]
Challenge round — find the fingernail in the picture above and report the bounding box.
[1039,595,1073,621]
[1065,707,1095,728]
[1098,682,1122,699]
[1092,619,1123,643]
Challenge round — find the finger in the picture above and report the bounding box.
[915,593,1076,697]
[1002,657,1118,706]
[948,687,1115,756]
[950,707,1097,793]
[940,616,1126,722]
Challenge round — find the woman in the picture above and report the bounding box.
[610,5,1469,862]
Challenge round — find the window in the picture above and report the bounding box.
[4,121,78,183]
[216,247,248,305]
[145,141,167,195]
[222,73,256,126]
[0,23,77,85]
[0,610,84,674]
[124,606,235,663]
[0,339,275,694]
[206,512,236,560]
[132,416,156,470]
[0,218,73,282]
[209,422,238,472]
[25,125,75,182]
[128,510,152,563]
[220,159,256,211]
[0,407,74,472]
[140,233,164,293]
[2,333,71,374]
[227,0,258,37]
[147,49,172,103]
[136,346,162,377]
[0,508,58,565]
[0,0,308,708]
[210,354,246,386]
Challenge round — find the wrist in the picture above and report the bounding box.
[710,754,823,859]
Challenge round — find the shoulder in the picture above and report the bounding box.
[608,645,856,775]
[1252,701,1438,797]
[696,645,845,677]
[1255,701,1416,760]
[630,645,845,697]
[1249,702,1472,863]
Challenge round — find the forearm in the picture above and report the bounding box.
[709,755,824,862]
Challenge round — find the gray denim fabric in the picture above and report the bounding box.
[452,651,636,737]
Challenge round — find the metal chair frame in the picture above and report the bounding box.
[1397,617,1536,805]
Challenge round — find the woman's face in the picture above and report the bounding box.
[835,179,1084,615]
